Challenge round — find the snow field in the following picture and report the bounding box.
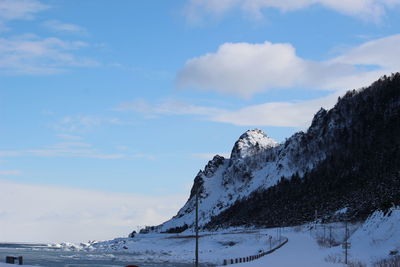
[53,208,400,266]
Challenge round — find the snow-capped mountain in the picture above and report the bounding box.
[230,129,278,160]
[157,120,335,232]
[154,73,400,233]
[158,125,328,233]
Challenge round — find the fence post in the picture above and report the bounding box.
[6,256,15,264]
[221,237,288,265]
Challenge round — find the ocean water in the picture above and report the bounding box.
[0,243,208,267]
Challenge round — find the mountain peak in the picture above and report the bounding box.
[230,129,278,160]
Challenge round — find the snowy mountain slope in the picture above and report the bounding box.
[158,118,341,232]
[154,73,400,233]
[207,74,400,229]
[347,207,400,263]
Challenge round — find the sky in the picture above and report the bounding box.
[1,0,400,243]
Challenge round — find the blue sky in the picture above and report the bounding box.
[1,0,400,242]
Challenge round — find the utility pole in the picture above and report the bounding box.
[344,221,348,264]
[329,226,332,248]
[314,209,318,235]
[195,191,199,267]
[279,227,282,241]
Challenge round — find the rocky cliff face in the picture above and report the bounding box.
[156,73,400,233]
[206,73,400,229]
[158,128,333,232]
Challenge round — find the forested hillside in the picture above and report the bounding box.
[206,73,400,229]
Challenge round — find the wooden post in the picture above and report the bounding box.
[6,256,15,264]
[269,235,272,250]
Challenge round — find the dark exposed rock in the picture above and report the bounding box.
[189,155,226,200]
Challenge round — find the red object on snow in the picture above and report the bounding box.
[125,265,139,267]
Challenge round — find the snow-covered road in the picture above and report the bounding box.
[225,232,336,267]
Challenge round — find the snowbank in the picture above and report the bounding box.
[347,207,400,264]
[51,208,400,266]
[56,228,287,265]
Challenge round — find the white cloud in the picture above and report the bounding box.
[43,20,86,34]
[54,115,126,133]
[115,98,224,116]
[48,142,92,149]
[56,133,83,141]
[177,41,306,98]
[0,35,99,74]
[0,170,22,176]
[0,151,20,157]
[0,141,157,160]
[115,95,340,127]
[0,142,126,160]
[0,0,48,32]
[0,179,186,243]
[115,145,129,151]
[184,0,400,22]
[177,35,400,98]
[0,1,96,74]
[118,35,399,128]
[332,34,400,69]
[212,92,340,127]
[0,0,48,21]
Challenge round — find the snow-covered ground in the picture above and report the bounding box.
[224,230,337,267]
[56,227,335,266]
[53,207,400,266]
[59,229,286,265]
[233,208,400,267]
